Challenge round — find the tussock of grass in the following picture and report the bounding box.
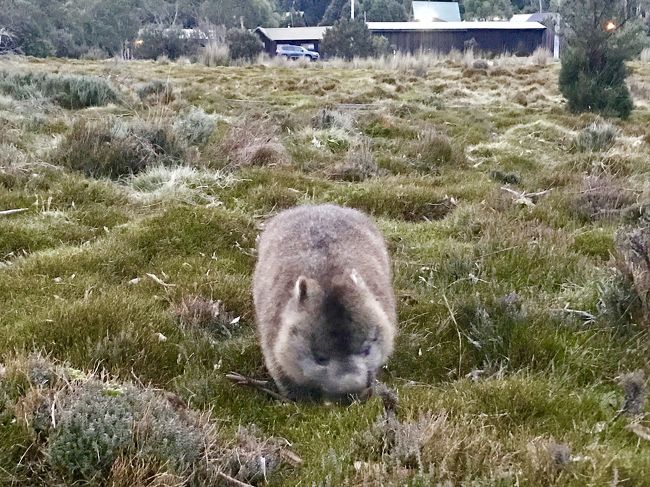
[137,79,175,104]
[199,41,230,67]
[312,107,356,132]
[172,294,240,338]
[127,165,234,205]
[220,115,291,168]
[327,138,379,182]
[173,107,217,145]
[0,70,119,108]
[408,128,465,172]
[329,178,457,221]
[571,174,637,222]
[53,117,188,178]
[573,120,619,152]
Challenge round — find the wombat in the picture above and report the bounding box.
[252,204,396,401]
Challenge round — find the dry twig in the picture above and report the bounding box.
[226,372,293,403]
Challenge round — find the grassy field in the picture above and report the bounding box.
[0,52,649,486]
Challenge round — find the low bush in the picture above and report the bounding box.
[225,29,263,61]
[0,355,296,484]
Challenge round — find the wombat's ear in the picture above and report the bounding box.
[294,276,309,303]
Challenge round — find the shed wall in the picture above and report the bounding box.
[372,29,545,55]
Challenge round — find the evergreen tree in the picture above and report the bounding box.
[320,17,376,58]
[366,0,408,21]
[462,0,513,20]
[559,0,646,119]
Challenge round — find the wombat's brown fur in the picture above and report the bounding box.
[252,204,396,401]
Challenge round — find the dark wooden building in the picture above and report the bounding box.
[366,22,546,55]
[255,22,547,57]
[254,27,327,55]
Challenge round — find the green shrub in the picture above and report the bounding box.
[559,48,634,119]
[226,29,263,61]
[321,17,376,60]
[133,26,197,60]
[0,70,119,109]
[559,1,646,119]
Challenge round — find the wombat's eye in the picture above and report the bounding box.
[314,353,330,366]
[361,344,371,357]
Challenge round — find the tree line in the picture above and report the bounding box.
[4,0,647,58]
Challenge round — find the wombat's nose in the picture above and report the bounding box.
[335,372,367,394]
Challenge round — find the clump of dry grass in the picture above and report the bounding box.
[199,41,230,67]
[530,47,551,66]
[222,425,292,485]
[0,142,34,187]
[615,224,650,325]
[355,410,511,482]
[172,295,239,338]
[221,116,290,168]
[573,120,619,153]
[137,79,175,104]
[618,370,647,417]
[513,91,528,106]
[328,138,379,182]
[409,129,465,171]
[311,108,356,132]
[526,438,572,481]
[53,116,190,179]
[573,174,637,222]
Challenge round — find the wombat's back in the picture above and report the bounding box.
[253,204,393,320]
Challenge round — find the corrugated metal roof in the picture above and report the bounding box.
[367,21,546,31]
[255,22,545,42]
[511,12,559,23]
[412,1,461,22]
[255,26,329,41]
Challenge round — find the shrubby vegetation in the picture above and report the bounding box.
[559,0,648,119]
[321,17,378,59]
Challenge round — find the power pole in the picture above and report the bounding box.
[351,0,355,19]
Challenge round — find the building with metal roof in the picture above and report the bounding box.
[510,12,561,57]
[412,1,461,22]
[255,21,547,57]
[254,26,328,54]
